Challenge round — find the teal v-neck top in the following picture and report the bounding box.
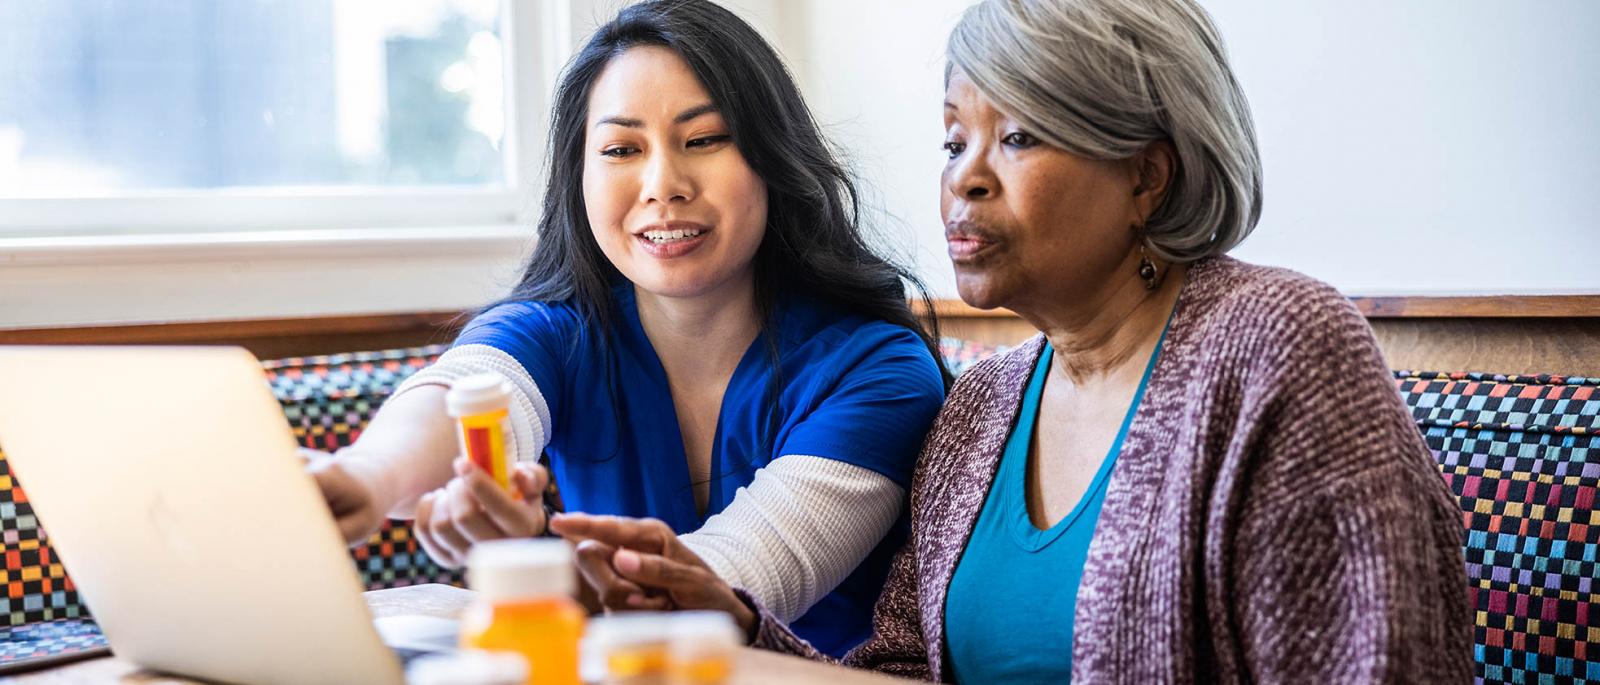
[944,330,1166,684]
[452,286,945,657]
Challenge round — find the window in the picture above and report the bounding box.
[0,0,561,236]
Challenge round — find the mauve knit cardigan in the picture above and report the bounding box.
[744,256,1474,683]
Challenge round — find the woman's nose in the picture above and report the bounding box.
[946,149,996,200]
[641,152,694,205]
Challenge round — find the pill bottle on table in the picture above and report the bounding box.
[445,374,514,491]
[585,613,673,685]
[666,612,741,685]
[460,539,585,685]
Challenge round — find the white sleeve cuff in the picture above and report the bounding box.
[679,455,904,623]
[392,343,552,463]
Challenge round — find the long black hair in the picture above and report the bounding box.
[505,0,948,380]
[499,1,950,480]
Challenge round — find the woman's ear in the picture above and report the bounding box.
[1131,139,1176,221]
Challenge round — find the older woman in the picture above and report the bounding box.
[551,0,1474,681]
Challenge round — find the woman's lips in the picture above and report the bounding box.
[634,221,712,259]
[945,220,1000,263]
[946,236,994,261]
[637,231,709,258]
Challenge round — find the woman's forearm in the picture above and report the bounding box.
[352,345,555,518]
[339,384,460,518]
[680,455,903,622]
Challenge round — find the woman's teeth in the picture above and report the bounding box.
[643,228,704,243]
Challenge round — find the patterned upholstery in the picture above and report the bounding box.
[18,340,1593,682]
[1,443,99,667]
[1398,371,1600,684]
[0,345,459,668]
[1,454,89,629]
[264,345,462,590]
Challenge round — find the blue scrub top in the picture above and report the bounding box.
[454,286,946,657]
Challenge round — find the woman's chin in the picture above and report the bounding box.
[628,268,735,301]
[954,273,1012,311]
[634,279,713,300]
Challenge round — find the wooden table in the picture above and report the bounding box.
[7,584,910,684]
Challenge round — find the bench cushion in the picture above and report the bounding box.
[1398,371,1600,684]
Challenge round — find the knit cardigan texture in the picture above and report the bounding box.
[746,256,1473,683]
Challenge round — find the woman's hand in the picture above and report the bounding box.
[306,449,394,546]
[413,458,551,569]
[548,513,757,638]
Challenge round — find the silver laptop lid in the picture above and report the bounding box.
[0,346,403,685]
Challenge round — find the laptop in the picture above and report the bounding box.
[0,346,458,685]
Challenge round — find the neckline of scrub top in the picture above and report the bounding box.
[615,285,770,527]
[1003,314,1171,551]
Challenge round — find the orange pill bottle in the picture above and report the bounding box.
[445,374,514,490]
[460,539,585,685]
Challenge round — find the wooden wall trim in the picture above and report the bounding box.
[921,295,1600,319]
[0,311,467,360]
[1349,295,1600,318]
[0,312,465,345]
[2,295,1595,361]
[911,299,1019,319]
[5,296,1595,341]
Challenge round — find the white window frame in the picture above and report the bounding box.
[0,0,573,256]
[0,1,581,327]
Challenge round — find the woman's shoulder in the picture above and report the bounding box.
[943,335,1045,409]
[1178,257,1368,355]
[782,296,933,362]
[453,298,591,358]
[464,298,586,334]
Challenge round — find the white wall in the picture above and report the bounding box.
[781,0,1600,298]
[780,0,976,299]
[1212,0,1600,295]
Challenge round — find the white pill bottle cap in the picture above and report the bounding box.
[445,374,511,418]
[466,538,575,601]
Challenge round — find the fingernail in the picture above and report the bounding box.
[627,593,644,607]
[615,549,641,574]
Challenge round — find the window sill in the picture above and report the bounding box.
[0,226,533,328]
[0,225,531,267]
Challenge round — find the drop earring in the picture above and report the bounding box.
[1138,242,1160,290]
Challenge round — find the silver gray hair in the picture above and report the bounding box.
[947,0,1263,262]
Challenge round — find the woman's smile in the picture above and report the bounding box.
[634,220,713,259]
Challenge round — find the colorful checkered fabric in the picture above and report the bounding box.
[0,345,460,667]
[0,454,87,628]
[264,345,463,590]
[1398,371,1600,684]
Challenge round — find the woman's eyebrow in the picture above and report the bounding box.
[674,103,719,124]
[593,103,719,130]
[594,114,643,129]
